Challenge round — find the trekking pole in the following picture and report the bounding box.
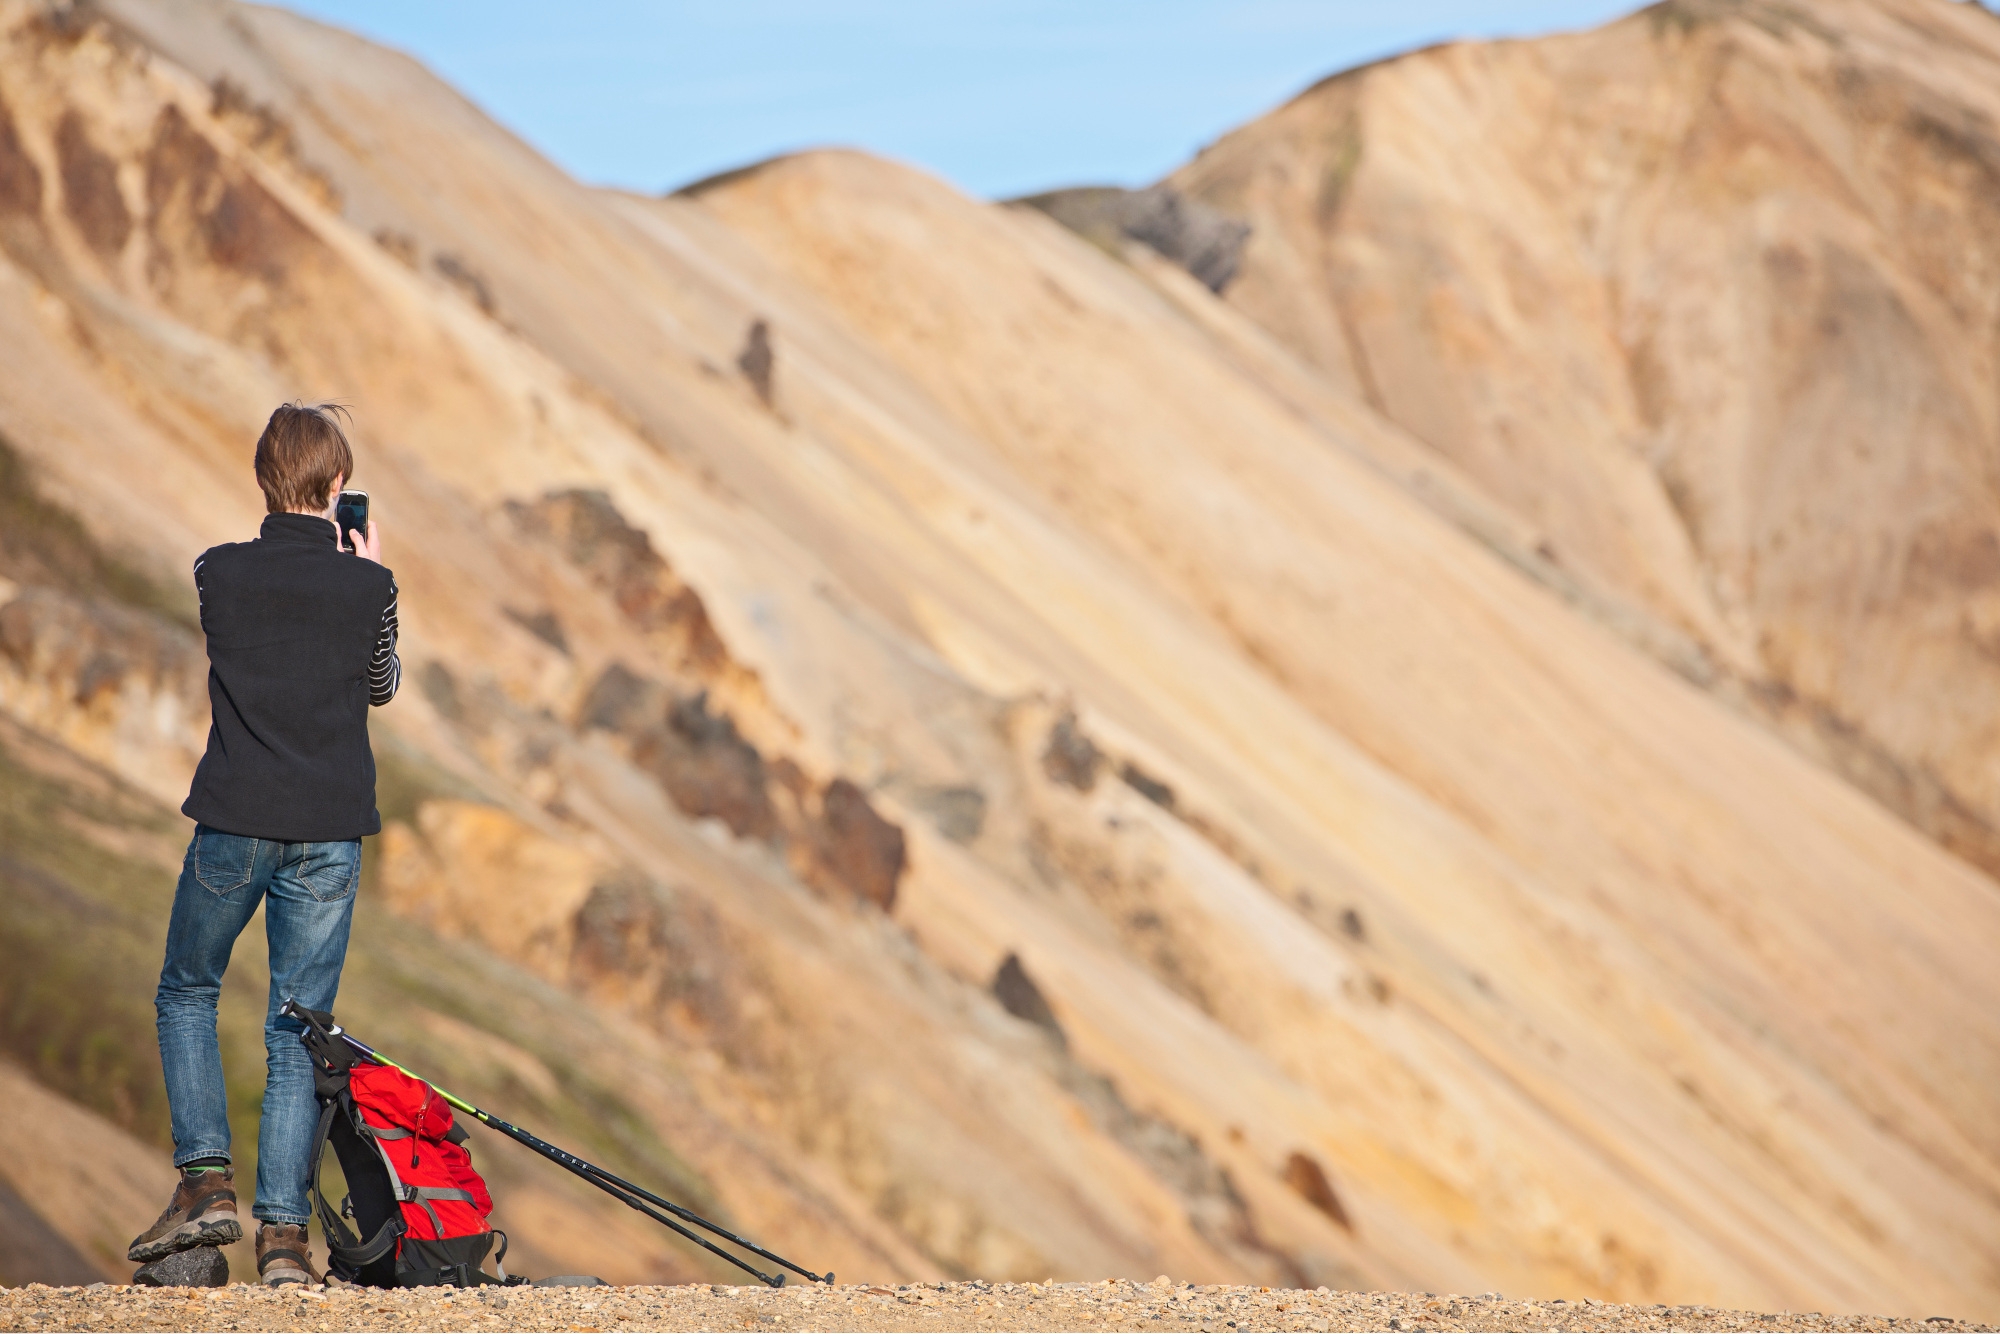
[280,1002,833,1287]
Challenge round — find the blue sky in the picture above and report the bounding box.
[281,1,1642,200]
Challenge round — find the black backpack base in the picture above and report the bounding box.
[395,1234,508,1289]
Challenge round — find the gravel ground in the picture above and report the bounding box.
[1,1280,1992,1332]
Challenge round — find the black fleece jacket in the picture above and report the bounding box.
[181,512,401,842]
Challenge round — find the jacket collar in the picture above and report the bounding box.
[259,512,339,547]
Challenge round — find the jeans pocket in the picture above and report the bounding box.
[298,841,362,903]
[193,829,258,896]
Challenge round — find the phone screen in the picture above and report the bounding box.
[334,490,369,550]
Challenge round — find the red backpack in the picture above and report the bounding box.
[303,1026,517,1287]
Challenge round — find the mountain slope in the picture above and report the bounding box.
[1170,0,2000,876]
[0,0,1992,1316]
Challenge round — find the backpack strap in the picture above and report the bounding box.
[332,1213,405,1270]
[355,1103,411,1192]
[404,1186,477,1239]
[350,1106,459,1238]
[295,1006,411,1283]
[308,1098,354,1253]
[309,1092,404,1275]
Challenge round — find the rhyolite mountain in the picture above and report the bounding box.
[1159,0,2000,880]
[0,0,1994,1318]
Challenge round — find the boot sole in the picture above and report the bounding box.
[127,1214,244,1263]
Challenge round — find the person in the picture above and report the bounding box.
[127,402,400,1286]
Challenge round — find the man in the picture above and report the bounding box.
[128,402,400,1286]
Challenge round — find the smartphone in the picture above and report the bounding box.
[334,489,369,551]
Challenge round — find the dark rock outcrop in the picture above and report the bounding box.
[1281,1150,1353,1232]
[433,251,495,315]
[504,607,569,654]
[992,951,1064,1047]
[810,778,905,911]
[146,103,315,285]
[633,690,777,841]
[1019,185,1251,293]
[912,783,986,843]
[1041,711,1103,792]
[508,490,732,679]
[579,665,906,909]
[1118,760,1175,811]
[0,94,41,216]
[55,109,128,255]
[738,317,774,406]
[0,587,205,714]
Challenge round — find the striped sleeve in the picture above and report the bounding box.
[368,576,401,706]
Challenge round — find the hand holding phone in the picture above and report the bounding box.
[334,490,381,563]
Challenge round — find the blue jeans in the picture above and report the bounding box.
[155,827,361,1225]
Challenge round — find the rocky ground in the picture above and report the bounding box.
[0,1281,1990,1332]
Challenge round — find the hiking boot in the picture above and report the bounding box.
[126,1166,243,1262]
[256,1222,321,1286]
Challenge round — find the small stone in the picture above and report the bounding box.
[133,1246,229,1288]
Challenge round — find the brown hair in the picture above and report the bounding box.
[254,402,353,514]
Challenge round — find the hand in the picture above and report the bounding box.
[345,518,383,564]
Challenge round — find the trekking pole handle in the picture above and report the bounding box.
[279,999,349,1043]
